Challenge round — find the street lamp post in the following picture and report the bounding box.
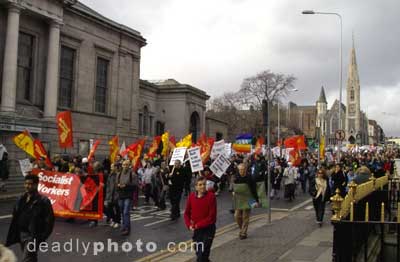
[302,10,343,163]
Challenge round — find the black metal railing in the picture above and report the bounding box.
[331,175,400,262]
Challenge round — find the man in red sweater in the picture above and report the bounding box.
[184,176,217,262]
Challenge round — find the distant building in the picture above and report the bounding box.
[287,40,376,146]
[205,114,228,141]
[287,102,317,139]
[368,119,385,145]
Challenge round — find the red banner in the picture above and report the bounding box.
[32,169,104,220]
[56,111,73,148]
[284,135,307,150]
[33,139,53,169]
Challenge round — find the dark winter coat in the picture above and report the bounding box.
[6,191,54,246]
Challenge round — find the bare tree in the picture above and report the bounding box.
[240,70,296,108]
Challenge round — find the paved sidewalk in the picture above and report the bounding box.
[277,222,332,262]
[152,209,333,262]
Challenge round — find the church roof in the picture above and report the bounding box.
[317,86,327,104]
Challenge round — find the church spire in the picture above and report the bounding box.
[317,86,327,104]
[348,34,359,83]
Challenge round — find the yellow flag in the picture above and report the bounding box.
[13,130,35,157]
[176,133,192,148]
[161,132,169,156]
[108,136,119,164]
[319,135,325,160]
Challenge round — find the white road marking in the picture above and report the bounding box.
[289,198,313,212]
[130,214,153,221]
[305,205,314,210]
[144,218,171,227]
[0,214,12,220]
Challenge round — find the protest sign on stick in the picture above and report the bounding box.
[169,147,187,166]
[210,153,231,178]
[188,147,204,173]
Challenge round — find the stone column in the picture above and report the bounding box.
[44,20,61,118]
[1,4,21,113]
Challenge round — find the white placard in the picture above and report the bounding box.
[169,147,187,166]
[19,158,32,176]
[210,153,231,178]
[272,146,281,157]
[188,147,204,173]
[211,139,225,159]
[0,144,7,160]
[395,159,400,178]
[225,143,232,157]
[285,148,294,162]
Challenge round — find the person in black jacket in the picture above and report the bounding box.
[6,174,54,262]
[167,160,185,221]
[117,160,138,236]
[331,164,348,197]
[0,151,9,192]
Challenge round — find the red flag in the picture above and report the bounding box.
[289,149,301,166]
[201,137,214,164]
[56,111,73,148]
[108,136,119,163]
[254,137,265,155]
[169,136,176,149]
[88,140,101,162]
[33,139,53,168]
[127,139,145,171]
[284,135,307,150]
[147,136,161,158]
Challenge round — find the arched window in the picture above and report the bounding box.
[189,112,200,143]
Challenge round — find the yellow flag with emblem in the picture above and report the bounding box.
[12,130,35,157]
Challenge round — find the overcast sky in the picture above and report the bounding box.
[81,0,400,136]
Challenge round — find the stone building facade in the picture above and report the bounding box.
[0,0,210,192]
[287,102,317,139]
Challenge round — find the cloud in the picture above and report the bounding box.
[80,0,400,136]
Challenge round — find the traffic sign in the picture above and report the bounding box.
[335,130,346,141]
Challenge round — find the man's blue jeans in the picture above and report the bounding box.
[118,198,132,232]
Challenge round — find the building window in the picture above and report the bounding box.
[156,121,165,136]
[95,58,109,113]
[143,106,149,135]
[139,113,143,135]
[17,32,34,101]
[350,90,355,101]
[149,116,153,136]
[79,140,89,156]
[59,46,75,108]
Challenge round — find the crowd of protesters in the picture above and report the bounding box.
[2,144,400,262]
